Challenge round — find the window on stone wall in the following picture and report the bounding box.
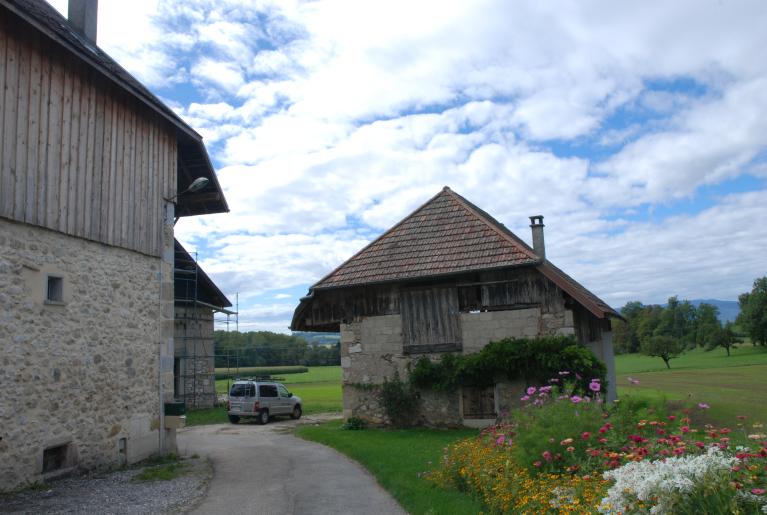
[462,385,496,419]
[45,276,64,304]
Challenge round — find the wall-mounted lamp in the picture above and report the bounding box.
[164,177,209,202]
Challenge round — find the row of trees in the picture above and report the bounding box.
[613,277,767,368]
[213,330,340,368]
[614,297,735,368]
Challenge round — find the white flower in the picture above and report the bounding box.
[598,447,737,514]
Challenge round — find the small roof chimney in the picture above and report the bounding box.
[68,0,98,43]
[529,215,545,260]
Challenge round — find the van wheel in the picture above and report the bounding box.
[257,409,269,425]
[228,415,240,424]
[291,405,302,420]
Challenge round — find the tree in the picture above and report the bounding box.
[737,277,767,346]
[640,334,685,369]
[695,303,722,348]
[706,322,736,357]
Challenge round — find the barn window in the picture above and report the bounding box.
[462,385,496,419]
[45,276,64,304]
[400,287,462,353]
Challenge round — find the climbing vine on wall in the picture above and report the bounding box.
[409,336,607,394]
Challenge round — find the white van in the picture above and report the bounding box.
[227,379,302,424]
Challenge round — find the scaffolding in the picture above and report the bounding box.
[174,245,239,408]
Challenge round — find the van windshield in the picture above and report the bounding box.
[229,384,255,397]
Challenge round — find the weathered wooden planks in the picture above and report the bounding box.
[0,16,176,257]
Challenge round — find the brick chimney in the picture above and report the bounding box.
[529,215,545,260]
[68,0,98,42]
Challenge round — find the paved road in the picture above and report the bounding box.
[177,416,406,515]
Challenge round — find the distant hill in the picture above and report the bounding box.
[652,299,740,324]
[292,331,341,346]
[688,299,740,324]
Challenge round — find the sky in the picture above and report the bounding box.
[50,0,767,333]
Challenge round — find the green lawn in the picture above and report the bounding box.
[296,420,483,515]
[616,346,767,425]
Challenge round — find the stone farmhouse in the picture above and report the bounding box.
[174,239,233,409]
[0,0,228,490]
[291,187,621,427]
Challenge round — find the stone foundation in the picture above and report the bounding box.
[339,303,616,427]
[0,219,173,492]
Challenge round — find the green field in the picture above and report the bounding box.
[615,346,767,425]
[296,420,483,515]
[214,366,342,415]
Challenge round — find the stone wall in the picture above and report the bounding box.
[0,218,171,492]
[340,303,588,427]
[174,306,216,408]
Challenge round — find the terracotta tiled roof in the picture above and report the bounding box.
[309,186,622,320]
[313,187,540,289]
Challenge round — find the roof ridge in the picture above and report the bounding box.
[308,188,450,289]
[442,188,540,261]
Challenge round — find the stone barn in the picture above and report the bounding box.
[174,239,233,408]
[0,0,227,490]
[291,187,621,427]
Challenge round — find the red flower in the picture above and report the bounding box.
[581,432,591,440]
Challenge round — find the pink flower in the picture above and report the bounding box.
[558,371,570,376]
[681,426,690,433]
[751,488,765,495]
[533,461,542,468]
[571,395,582,404]
[589,381,601,392]
[520,395,530,402]
[581,432,591,440]
[526,386,537,396]
[542,451,552,461]
[698,403,710,410]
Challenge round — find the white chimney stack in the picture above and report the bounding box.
[529,215,545,260]
[68,0,98,43]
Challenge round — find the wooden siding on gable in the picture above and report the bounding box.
[400,287,462,350]
[0,12,175,257]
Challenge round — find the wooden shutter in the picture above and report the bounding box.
[400,287,462,353]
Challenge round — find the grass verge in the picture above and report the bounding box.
[132,453,188,482]
[296,420,484,515]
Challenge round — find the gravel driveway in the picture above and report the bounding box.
[178,414,406,515]
[0,457,210,514]
[1,414,405,515]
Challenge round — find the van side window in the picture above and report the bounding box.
[277,385,290,398]
[259,384,278,397]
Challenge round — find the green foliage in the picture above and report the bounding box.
[511,395,606,475]
[738,276,767,346]
[380,371,420,428]
[341,416,367,430]
[614,298,737,355]
[640,334,685,369]
[132,453,187,482]
[409,336,607,394]
[214,365,308,380]
[705,322,737,356]
[214,330,340,367]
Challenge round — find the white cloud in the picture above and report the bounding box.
[47,0,767,330]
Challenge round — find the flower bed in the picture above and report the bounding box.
[426,375,767,514]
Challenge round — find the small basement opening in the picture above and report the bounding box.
[42,443,72,474]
